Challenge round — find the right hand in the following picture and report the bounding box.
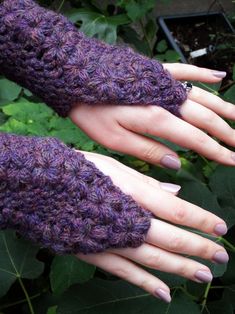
[75,151,229,303]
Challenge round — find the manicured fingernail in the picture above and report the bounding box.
[212,70,227,78]
[212,251,229,264]
[160,182,181,193]
[194,270,213,283]
[160,155,181,170]
[154,288,171,303]
[214,223,228,236]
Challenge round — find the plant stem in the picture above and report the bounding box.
[219,81,235,92]
[219,237,235,252]
[200,282,211,312]
[139,18,153,57]
[197,82,219,95]
[18,277,35,314]
[57,0,65,12]
[176,285,198,301]
[0,292,41,311]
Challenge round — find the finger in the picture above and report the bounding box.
[106,128,181,170]
[108,242,213,283]
[188,85,235,120]
[125,174,227,237]
[82,149,227,236]
[76,251,172,302]
[119,106,235,166]
[180,99,235,147]
[163,63,226,82]
[83,150,181,195]
[145,220,229,263]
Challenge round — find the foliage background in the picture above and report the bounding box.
[0,0,235,313]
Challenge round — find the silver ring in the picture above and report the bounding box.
[182,81,193,93]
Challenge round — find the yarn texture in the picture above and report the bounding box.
[0,0,187,117]
[0,132,153,255]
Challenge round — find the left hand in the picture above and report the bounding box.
[69,64,235,169]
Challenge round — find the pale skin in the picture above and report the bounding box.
[70,64,235,167]
[67,64,233,302]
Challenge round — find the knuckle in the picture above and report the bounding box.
[195,133,209,148]
[147,252,162,268]
[173,205,187,224]
[115,266,130,280]
[139,278,151,291]
[177,263,189,277]
[198,242,211,259]
[202,111,216,128]
[143,144,161,161]
[167,233,184,251]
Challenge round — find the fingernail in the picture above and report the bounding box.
[212,70,227,78]
[194,270,213,283]
[160,155,181,170]
[160,182,181,193]
[214,223,228,236]
[212,251,229,264]
[154,288,171,303]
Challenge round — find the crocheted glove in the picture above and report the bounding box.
[0,0,187,117]
[0,132,152,255]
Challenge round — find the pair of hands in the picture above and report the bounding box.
[69,64,233,303]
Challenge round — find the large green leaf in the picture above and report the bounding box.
[0,79,22,106]
[209,166,235,208]
[50,255,95,296]
[57,278,200,314]
[0,230,44,297]
[224,84,235,103]
[117,0,156,21]
[2,99,53,121]
[65,9,130,44]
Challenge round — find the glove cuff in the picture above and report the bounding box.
[0,0,187,117]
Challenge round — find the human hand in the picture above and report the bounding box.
[69,64,235,169]
[75,151,229,303]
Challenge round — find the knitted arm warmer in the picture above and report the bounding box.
[0,132,152,255]
[0,0,187,117]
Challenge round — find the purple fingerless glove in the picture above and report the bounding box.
[0,132,153,255]
[0,0,187,117]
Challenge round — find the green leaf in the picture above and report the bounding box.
[0,230,44,298]
[164,50,181,62]
[178,179,225,220]
[64,9,129,44]
[156,40,168,53]
[221,251,235,285]
[2,100,53,123]
[0,119,28,134]
[118,0,156,21]
[209,166,235,210]
[47,305,58,314]
[0,79,22,106]
[206,299,234,314]
[119,25,150,56]
[145,19,157,48]
[57,278,200,314]
[232,64,235,81]
[224,84,235,103]
[48,117,95,150]
[223,284,235,309]
[50,255,95,296]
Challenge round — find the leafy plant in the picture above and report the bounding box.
[0,1,235,314]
